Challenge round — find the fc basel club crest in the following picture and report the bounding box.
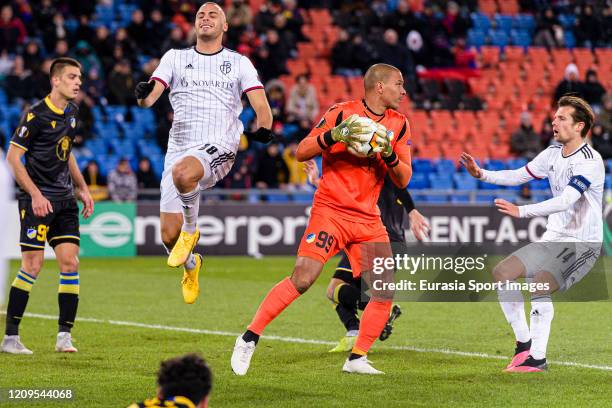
[70,117,76,128]
[220,60,231,75]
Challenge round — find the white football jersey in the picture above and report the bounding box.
[151,47,264,154]
[525,143,604,242]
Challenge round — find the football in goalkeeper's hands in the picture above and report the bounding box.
[346,117,387,158]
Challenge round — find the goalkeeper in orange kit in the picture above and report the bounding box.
[231,63,413,375]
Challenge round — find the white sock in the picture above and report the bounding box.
[529,295,553,360]
[178,188,200,233]
[184,253,197,270]
[346,330,359,337]
[497,281,530,343]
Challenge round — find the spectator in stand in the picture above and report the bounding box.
[5,55,31,102]
[282,141,308,188]
[224,136,255,199]
[603,5,612,47]
[539,119,554,148]
[0,5,27,54]
[441,1,471,41]
[591,124,612,160]
[254,0,284,33]
[331,29,361,77]
[108,158,138,203]
[147,9,170,56]
[136,158,159,189]
[156,111,173,154]
[255,143,289,189]
[383,0,419,42]
[582,69,606,111]
[82,161,108,202]
[52,39,70,59]
[0,49,14,76]
[282,0,305,42]
[108,60,135,106]
[162,26,188,54]
[375,28,415,83]
[252,47,276,83]
[553,63,583,103]
[73,14,96,46]
[22,40,43,72]
[286,74,319,125]
[91,25,115,73]
[599,93,612,135]
[28,58,52,99]
[227,0,253,30]
[575,4,603,48]
[35,0,59,50]
[263,29,291,76]
[265,79,287,126]
[114,27,137,64]
[127,9,148,50]
[71,40,102,78]
[533,7,563,48]
[272,14,296,54]
[510,111,541,160]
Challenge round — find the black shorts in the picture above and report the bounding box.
[18,198,80,251]
[333,252,359,285]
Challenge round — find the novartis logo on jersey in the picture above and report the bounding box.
[178,77,235,89]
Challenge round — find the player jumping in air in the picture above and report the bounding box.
[304,160,430,352]
[231,63,413,375]
[461,95,604,372]
[3,57,94,354]
[135,2,273,304]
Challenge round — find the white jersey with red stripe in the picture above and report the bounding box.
[523,143,604,242]
[151,46,263,154]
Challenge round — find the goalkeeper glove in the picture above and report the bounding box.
[135,81,155,99]
[244,127,275,143]
[330,114,376,144]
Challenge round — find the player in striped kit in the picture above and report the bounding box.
[461,96,604,372]
[135,2,273,304]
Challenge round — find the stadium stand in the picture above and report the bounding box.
[0,0,609,204]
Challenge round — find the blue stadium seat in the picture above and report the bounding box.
[478,179,498,190]
[450,195,470,203]
[475,192,496,203]
[484,159,506,171]
[606,175,612,189]
[490,30,509,47]
[494,14,514,33]
[435,159,456,174]
[506,158,527,169]
[412,158,434,174]
[453,173,478,190]
[606,159,612,174]
[530,179,550,190]
[424,194,448,203]
[266,194,291,203]
[428,174,453,190]
[292,192,315,202]
[408,173,429,189]
[558,14,576,29]
[514,14,535,32]
[511,30,531,47]
[467,29,486,47]
[471,13,490,31]
[564,31,576,48]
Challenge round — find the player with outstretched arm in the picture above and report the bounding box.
[461,95,604,372]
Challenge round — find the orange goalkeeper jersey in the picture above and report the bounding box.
[307,99,412,222]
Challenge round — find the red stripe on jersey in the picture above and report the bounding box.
[151,76,168,89]
[243,86,264,93]
[525,164,542,180]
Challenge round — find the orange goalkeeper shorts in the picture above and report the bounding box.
[297,207,391,277]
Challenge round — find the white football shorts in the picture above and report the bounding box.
[160,144,236,213]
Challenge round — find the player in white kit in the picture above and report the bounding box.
[461,96,604,372]
[135,2,273,304]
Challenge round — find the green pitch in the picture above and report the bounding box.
[0,257,610,407]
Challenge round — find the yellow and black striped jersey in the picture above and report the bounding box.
[127,395,197,408]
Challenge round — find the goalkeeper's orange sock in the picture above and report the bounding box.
[350,300,392,359]
[246,277,300,337]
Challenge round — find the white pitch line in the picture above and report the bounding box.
[6,311,612,372]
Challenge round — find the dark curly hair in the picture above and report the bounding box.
[157,353,212,405]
